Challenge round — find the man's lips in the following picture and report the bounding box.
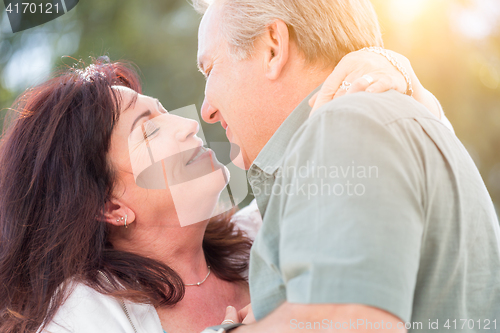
[221,120,228,130]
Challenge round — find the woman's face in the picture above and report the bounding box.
[108,86,229,228]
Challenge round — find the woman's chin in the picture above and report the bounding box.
[169,167,229,227]
[222,164,230,184]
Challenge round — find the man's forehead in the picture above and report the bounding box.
[197,4,222,64]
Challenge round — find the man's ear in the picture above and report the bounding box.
[101,198,136,228]
[262,20,290,80]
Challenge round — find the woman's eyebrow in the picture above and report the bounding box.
[131,110,152,132]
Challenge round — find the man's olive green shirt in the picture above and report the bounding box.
[247,90,500,330]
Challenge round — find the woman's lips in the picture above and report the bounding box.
[186,146,212,166]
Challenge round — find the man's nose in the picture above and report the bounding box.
[201,98,220,124]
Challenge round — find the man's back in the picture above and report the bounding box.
[248,90,500,331]
[390,93,500,329]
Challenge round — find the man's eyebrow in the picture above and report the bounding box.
[131,110,152,132]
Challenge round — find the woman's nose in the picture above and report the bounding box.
[201,98,220,124]
[175,117,200,142]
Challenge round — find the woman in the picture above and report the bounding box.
[0,54,448,333]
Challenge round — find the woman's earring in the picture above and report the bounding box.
[123,214,128,228]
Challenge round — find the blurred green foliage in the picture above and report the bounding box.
[0,0,499,212]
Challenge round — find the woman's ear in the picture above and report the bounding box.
[102,198,136,228]
[262,20,290,80]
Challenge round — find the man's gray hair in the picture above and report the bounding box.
[193,0,384,67]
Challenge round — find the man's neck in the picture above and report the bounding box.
[246,65,334,167]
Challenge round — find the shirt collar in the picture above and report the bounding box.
[250,85,322,177]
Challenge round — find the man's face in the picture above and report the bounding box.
[197,4,271,170]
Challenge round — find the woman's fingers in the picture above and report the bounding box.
[309,49,412,118]
[238,304,250,319]
[346,75,375,95]
[331,72,369,99]
[310,83,341,114]
[310,74,347,115]
[237,304,256,324]
[308,92,319,107]
[309,66,348,116]
[241,304,256,324]
[365,75,397,94]
[222,306,241,325]
[310,73,375,117]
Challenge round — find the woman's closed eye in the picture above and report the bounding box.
[142,120,160,141]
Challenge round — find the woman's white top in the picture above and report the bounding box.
[40,281,163,333]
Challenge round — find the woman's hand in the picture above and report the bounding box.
[222,306,240,325]
[309,49,441,119]
[238,304,255,324]
[221,304,256,325]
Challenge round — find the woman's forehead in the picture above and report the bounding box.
[112,86,154,113]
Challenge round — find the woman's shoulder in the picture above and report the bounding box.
[231,199,262,241]
[40,280,162,333]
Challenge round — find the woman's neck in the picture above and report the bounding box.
[110,221,210,285]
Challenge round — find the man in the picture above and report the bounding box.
[195,0,500,332]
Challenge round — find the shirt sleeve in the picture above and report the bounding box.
[440,111,455,134]
[431,92,455,133]
[278,103,425,323]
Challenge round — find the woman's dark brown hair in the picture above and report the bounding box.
[0,57,251,333]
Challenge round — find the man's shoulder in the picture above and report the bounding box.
[285,90,431,152]
[279,90,457,174]
[283,90,451,157]
[309,90,435,127]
